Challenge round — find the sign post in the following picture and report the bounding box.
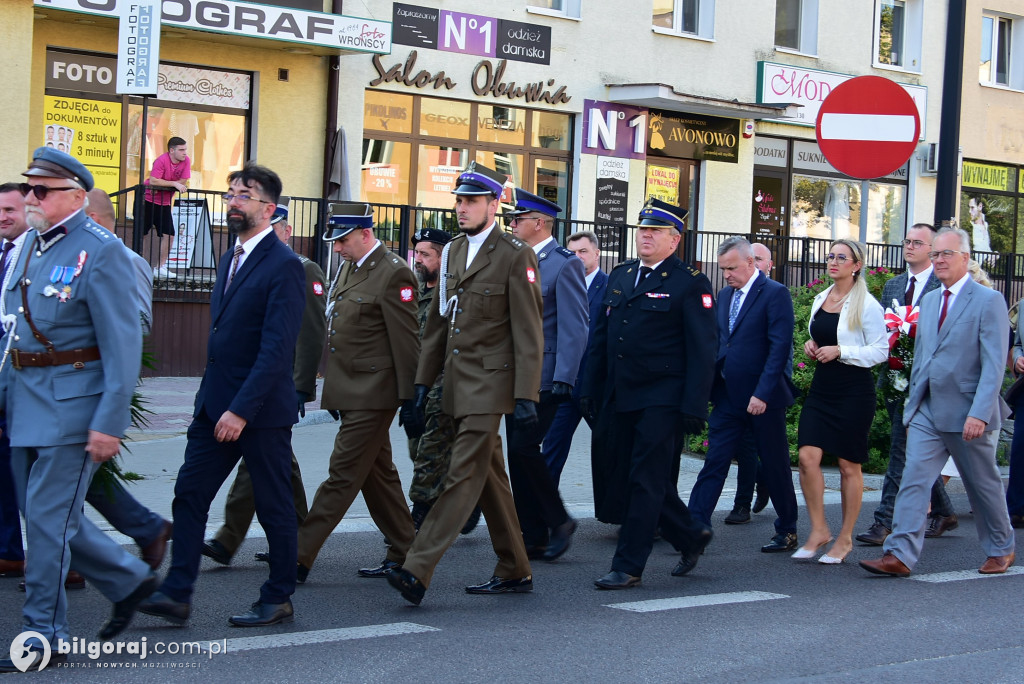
[814,75,920,180]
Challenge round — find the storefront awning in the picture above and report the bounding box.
[606,83,802,120]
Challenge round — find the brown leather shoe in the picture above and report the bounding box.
[141,520,173,569]
[924,513,958,538]
[979,552,1015,574]
[859,552,911,577]
[0,559,25,577]
[855,522,891,546]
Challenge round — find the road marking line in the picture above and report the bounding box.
[819,113,916,141]
[605,591,788,613]
[910,566,1024,583]
[207,623,440,653]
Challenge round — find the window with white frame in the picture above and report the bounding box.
[774,0,818,54]
[874,0,922,71]
[653,0,715,39]
[526,0,581,19]
[981,14,1013,86]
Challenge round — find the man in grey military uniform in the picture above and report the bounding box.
[505,189,588,561]
[0,149,156,673]
[203,198,325,565]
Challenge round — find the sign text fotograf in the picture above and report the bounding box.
[647,110,740,163]
[392,2,552,65]
[34,0,392,54]
[370,50,571,105]
[117,1,161,95]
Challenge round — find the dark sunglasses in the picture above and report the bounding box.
[19,183,79,200]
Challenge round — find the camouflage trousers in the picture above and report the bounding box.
[407,384,455,504]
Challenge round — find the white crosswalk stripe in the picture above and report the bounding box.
[604,590,788,613]
[910,566,1024,583]
[203,623,440,654]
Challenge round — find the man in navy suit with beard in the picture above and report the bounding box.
[687,237,799,553]
[139,163,304,628]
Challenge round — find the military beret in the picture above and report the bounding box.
[23,147,94,192]
[452,161,506,197]
[412,227,452,246]
[506,188,561,218]
[637,197,688,232]
[323,202,373,241]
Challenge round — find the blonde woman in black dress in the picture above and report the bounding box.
[794,240,887,563]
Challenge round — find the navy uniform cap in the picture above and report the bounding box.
[637,197,688,231]
[412,227,452,246]
[323,202,374,241]
[270,196,290,225]
[23,147,94,192]
[506,188,562,218]
[452,161,506,197]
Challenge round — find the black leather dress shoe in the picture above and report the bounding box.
[761,532,798,553]
[98,571,158,640]
[0,651,67,673]
[1011,514,1024,529]
[594,570,641,590]
[543,518,577,561]
[228,600,294,627]
[855,522,891,546]
[254,551,270,563]
[386,566,426,605]
[724,506,751,524]
[358,559,400,578]
[411,502,432,532]
[138,591,191,625]
[752,489,770,514]
[672,525,714,576]
[141,520,173,570]
[465,575,533,594]
[924,513,959,538]
[201,539,232,566]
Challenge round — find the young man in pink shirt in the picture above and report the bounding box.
[144,136,191,280]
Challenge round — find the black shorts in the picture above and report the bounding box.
[142,201,175,236]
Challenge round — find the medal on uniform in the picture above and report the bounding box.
[46,264,76,302]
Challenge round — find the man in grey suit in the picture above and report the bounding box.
[861,228,1016,577]
[857,223,957,546]
[0,149,156,673]
[505,189,588,561]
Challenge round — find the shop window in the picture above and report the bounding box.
[526,0,581,19]
[534,158,569,217]
[980,14,1024,89]
[126,104,246,194]
[477,105,526,146]
[791,175,861,242]
[863,182,906,246]
[363,91,413,135]
[874,0,922,72]
[961,192,1015,257]
[419,99,472,139]
[417,146,469,208]
[362,139,411,206]
[476,150,522,205]
[653,0,714,39]
[532,110,571,150]
[775,0,818,55]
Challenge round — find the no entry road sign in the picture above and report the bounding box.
[815,75,920,180]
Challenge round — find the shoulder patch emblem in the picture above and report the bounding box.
[701,294,713,309]
[312,282,324,296]
[400,286,414,302]
[526,267,536,283]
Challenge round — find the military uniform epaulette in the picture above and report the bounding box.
[82,218,116,242]
[500,232,525,250]
[684,263,702,277]
[612,259,639,271]
[297,254,311,264]
[554,246,573,259]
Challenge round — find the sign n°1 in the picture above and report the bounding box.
[815,75,920,180]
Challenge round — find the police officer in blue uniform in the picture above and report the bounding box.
[505,189,588,561]
[581,198,717,590]
[0,149,156,672]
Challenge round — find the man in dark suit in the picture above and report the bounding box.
[687,237,799,553]
[856,222,955,546]
[542,230,608,487]
[582,198,717,590]
[862,228,1015,577]
[203,199,326,565]
[505,189,588,561]
[386,163,543,605]
[139,163,305,627]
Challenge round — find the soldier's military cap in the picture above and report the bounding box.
[23,147,94,192]
[271,196,290,225]
[323,202,374,241]
[637,197,689,231]
[506,188,562,218]
[412,227,452,246]
[452,161,506,197]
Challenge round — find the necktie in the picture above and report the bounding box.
[0,241,14,283]
[729,290,742,333]
[938,290,951,330]
[225,245,244,292]
[638,266,652,285]
[905,275,916,307]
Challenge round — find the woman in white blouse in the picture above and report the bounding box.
[793,240,888,564]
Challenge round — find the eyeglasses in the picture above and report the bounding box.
[19,183,79,200]
[902,239,930,248]
[928,249,967,261]
[825,253,853,264]
[505,215,543,226]
[222,193,272,205]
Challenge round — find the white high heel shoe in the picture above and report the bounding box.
[791,538,832,560]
